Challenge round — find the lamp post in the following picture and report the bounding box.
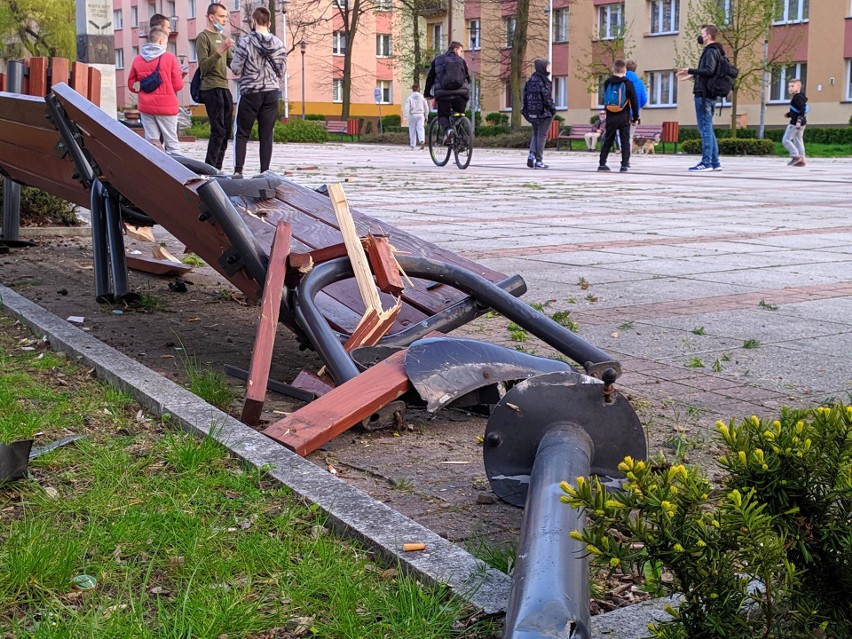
[280,0,290,120]
[300,40,306,119]
[178,54,187,107]
[469,23,480,133]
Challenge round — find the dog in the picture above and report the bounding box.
[631,137,659,155]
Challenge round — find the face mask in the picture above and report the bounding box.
[213,22,224,33]
[697,35,704,45]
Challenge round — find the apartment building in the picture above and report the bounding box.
[111,0,403,117]
[464,0,852,127]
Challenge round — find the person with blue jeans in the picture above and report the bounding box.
[676,24,724,172]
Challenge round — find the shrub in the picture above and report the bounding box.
[0,183,79,226]
[476,125,511,137]
[380,114,401,129]
[186,121,211,138]
[272,119,328,143]
[681,138,774,155]
[485,112,509,126]
[304,113,327,121]
[359,132,410,145]
[474,132,531,148]
[562,404,852,639]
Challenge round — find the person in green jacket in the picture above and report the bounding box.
[196,3,234,170]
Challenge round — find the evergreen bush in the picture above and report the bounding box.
[681,138,774,155]
[272,119,328,143]
[561,404,852,639]
[0,183,78,226]
[485,112,509,126]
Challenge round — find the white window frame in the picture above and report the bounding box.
[716,0,732,24]
[332,31,347,55]
[598,3,624,40]
[334,0,349,10]
[847,59,852,101]
[504,16,516,48]
[502,80,514,111]
[232,0,241,11]
[375,0,392,11]
[774,0,808,24]
[553,8,568,44]
[468,19,480,50]
[131,6,139,27]
[553,76,568,109]
[189,39,197,62]
[429,22,443,50]
[768,63,806,103]
[188,0,196,19]
[376,34,392,57]
[649,0,679,35]
[167,0,176,17]
[114,9,123,30]
[595,74,607,108]
[115,48,124,69]
[333,78,343,103]
[646,70,677,107]
[376,80,392,104]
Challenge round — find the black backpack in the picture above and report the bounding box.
[190,68,202,102]
[438,53,466,91]
[706,51,738,100]
[139,57,163,93]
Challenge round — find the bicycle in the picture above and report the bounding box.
[428,112,473,170]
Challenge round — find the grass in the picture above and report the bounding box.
[180,253,206,267]
[176,343,240,411]
[0,314,498,638]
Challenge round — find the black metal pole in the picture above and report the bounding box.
[104,189,129,299]
[1,179,21,242]
[504,424,593,639]
[89,180,111,300]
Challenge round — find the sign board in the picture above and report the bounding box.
[373,87,382,104]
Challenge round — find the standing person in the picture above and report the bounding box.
[403,84,430,149]
[197,3,235,171]
[230,6,286,178]
[783,78,808,167]
[424,42,470,145]
[127,27,184,154]
[676,24,724,172]
[597,60,638,173]
[521,59,556,169]
[625,60,648,146]
[149,13,171,35]
[585,110,606,151]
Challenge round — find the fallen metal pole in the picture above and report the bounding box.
[504,424,593,639]
[90,180,111,300]
[104,187,129,300]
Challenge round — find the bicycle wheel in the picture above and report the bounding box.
[453,116,473,170]
[428,118,451,167]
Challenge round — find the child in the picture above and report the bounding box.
[783,79,808,167]
[598,59,639,173]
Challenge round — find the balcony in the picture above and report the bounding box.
[138,17,178,37]
[418,0,448,17]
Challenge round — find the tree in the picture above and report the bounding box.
[392,0,433,87]
[676,0,800,136]
[573,10,634,109]
[0,0,75,59]
[506,0,531,131]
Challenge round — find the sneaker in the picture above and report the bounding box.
[534,161,549,169]
[527,154,535,168]
[232,172,243,179]
[620,165,629,173]
[794,157,807,167]
[597,165,611,172]
[787,157,800,166]
[688,163,712,172]
[712,166,723,171]
[443,130,455,146]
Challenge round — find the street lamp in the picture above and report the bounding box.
[468,23,480,133]
[280,0,290,120]
[299,40,306,119]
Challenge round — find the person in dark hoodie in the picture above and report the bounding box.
[676,24,724,172]
[522,59,557,169]
[597,59,639,173]
[782,78,808,167]
[424,42,470,145]
[230,6,286,177]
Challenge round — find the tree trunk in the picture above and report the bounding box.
[509,0,530,131]
[268,0,276,35]
[411,11,422,86]
[341,0,363,120]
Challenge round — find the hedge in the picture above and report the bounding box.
[681,137,775,155]
[678,126,852,145]
[187,119,328,143]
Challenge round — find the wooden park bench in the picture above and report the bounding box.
[323,119,360,141]
[556,124,596,151]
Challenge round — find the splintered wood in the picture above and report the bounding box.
[327,183,402,350]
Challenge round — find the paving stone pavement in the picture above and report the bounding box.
[183,140,852,432]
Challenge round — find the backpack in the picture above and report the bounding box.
[438,53,466,91]
[603,81,629,112]
[189,68,202,102]
[139,57,163,93]
[705,51,738,100]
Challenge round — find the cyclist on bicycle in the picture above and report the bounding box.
[424,41,470,145]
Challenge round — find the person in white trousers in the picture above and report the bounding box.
[403,83,430,149]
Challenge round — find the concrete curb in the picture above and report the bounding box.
[0,283,672,637]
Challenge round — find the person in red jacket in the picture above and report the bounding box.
[128,27,186,154]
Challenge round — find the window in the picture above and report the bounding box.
[768,63,806,102]
[333,78,343,102]
[189,39,197,61]
[774,0,808,24]
[114,9,123,30]
[504,16,516,48]
[646,70,677,106]
[115,48,124,69]
[332,31,347,55]
[168,41,177,55]
[649,0,679,35]
[847,60,852,101]
[375,0,392,10]
[468,19,480,50]
[232,0,241,11]
[598,3,623,40]
[188,0,196,19]
[334,0,349,9]
[503,81,512,110]
[716,0,732,24]
[131,6,138,27]
[376,34,392,57]
[471,78,480,111]
[428,23,443,50]
[167,0,176,16]
[553,76,567,109]
[553,8,568,43]
[376,80,392,104]
[596,74,607,107]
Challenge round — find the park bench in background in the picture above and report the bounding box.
[556,124,596,151]
[323,119,360,141]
